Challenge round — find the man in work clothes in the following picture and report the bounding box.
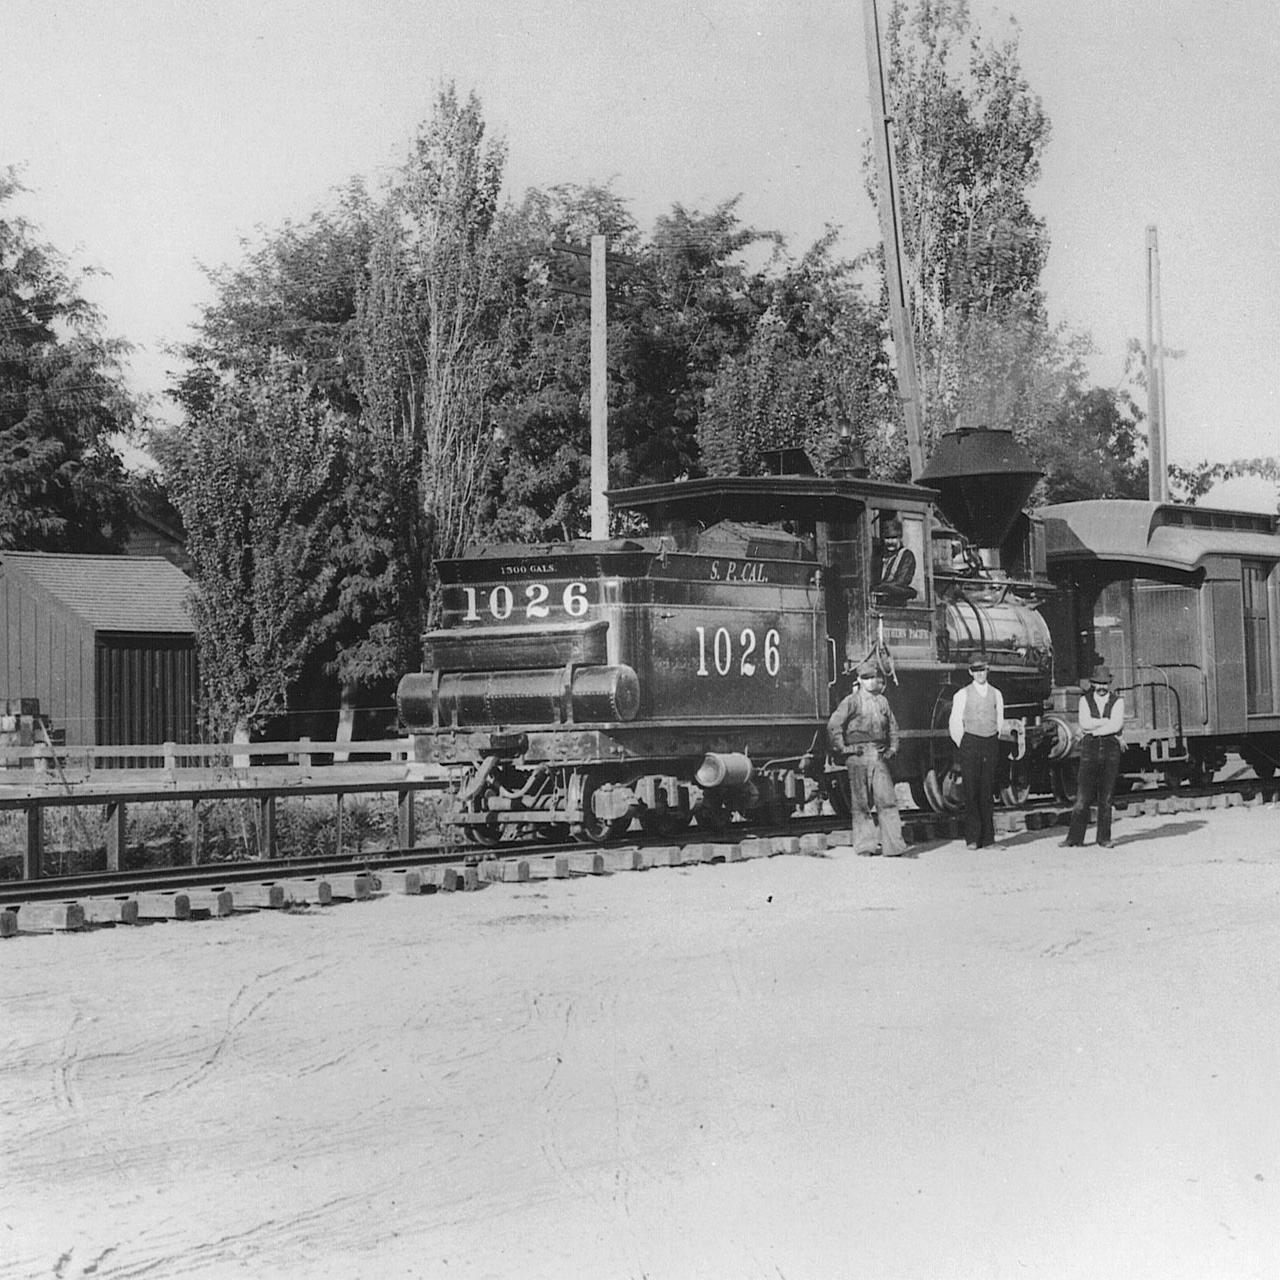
[827,660,908,856]
[1063,664,1125,848]
[948,657,1006,849]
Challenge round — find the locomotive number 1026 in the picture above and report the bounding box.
[696,626,781,678]
[460,582,590,622]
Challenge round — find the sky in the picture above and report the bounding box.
[3,0,1279,473]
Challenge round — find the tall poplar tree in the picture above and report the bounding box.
[356,85,508,639]
[877,0,1053,448]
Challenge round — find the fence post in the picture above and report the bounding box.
[190,801,202,865]
[299,737,313,769]
[24,803,43,880]
[106,800,126,872]
[163,741,177,773]
[397,787,417,852]
[256,795,277,859]
[335,793,344,857]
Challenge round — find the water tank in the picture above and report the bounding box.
[918,427,1041,548]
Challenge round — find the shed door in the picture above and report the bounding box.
[95,635,199,746]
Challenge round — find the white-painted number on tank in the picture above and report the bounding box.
[525,582,550,618]
[695,626,782,678]
[460,580,590,622]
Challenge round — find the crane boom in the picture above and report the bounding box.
[863,0,926,479]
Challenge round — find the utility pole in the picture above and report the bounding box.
[1146,226,1170,503]
[551,236,632,540]
[590,235,609,539]
[863,0,926,479]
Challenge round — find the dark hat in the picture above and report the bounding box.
[856,660,879,678]
[1092,664,1113,684]
[883,520,903,538]
[968,657,989,672]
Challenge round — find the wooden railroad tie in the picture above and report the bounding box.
[133,892,191,920]
[82,897,140,926]
[11,901,86,932]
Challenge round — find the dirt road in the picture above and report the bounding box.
[3,805,1279,1278]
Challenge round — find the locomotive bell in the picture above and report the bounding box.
[918,427,1041,548]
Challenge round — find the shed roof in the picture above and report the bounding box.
[0,552,194,633]
[1041,500,1280,571]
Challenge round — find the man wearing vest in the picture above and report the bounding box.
[1063,664,1125,848]
[948,657,1006,849]
[872,518,918,605]
[827,659,908,856]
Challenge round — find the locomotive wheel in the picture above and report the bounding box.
[826,771,853,818]
[533,823,572,843]
[999,764,1031,808]
[923,766,964,813]
[1241,742,1278,782]
[639,806,691,837]
[570,776,631,844]
[750,778,796,825]
[693,795,732,833]
[462,815,504,847]
[577,815,631,843]
[1051,760,1080,804]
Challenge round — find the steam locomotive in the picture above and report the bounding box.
[397,428,1081,843]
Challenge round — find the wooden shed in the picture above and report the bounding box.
[0,552,199,748]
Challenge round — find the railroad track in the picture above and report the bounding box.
[1,778,1275,940]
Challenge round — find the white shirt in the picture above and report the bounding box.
[1079,692,1125,737]
[949,680,1006,747]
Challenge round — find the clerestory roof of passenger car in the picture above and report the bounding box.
[1041,499,1280,571]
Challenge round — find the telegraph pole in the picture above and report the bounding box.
[863,0,926,479]
[1146,226,1170,503]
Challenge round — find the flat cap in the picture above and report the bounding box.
[968,657,989,672]
[856,660,879,678]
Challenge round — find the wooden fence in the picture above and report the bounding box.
[0,738,452,882]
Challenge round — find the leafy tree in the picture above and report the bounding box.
[1037,383,1148,503]
[355,85,508,640]
[489,190,805,537]
[0,167,137,550]
[875,0,1055,451]
[486,182,643,541]
[872,1,1163,503]
[616,198,777,485]
[1170,455,1280,507]
[170,183,373,421]
[698,230,897,477]
[161,364,341,738]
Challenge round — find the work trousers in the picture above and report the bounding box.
[958,732,999,847]
[845,745,906,856]
[1066,736,1122,846]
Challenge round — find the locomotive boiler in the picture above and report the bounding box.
[397,430,1065,844]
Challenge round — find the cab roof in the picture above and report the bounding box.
[607,473,935,528]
